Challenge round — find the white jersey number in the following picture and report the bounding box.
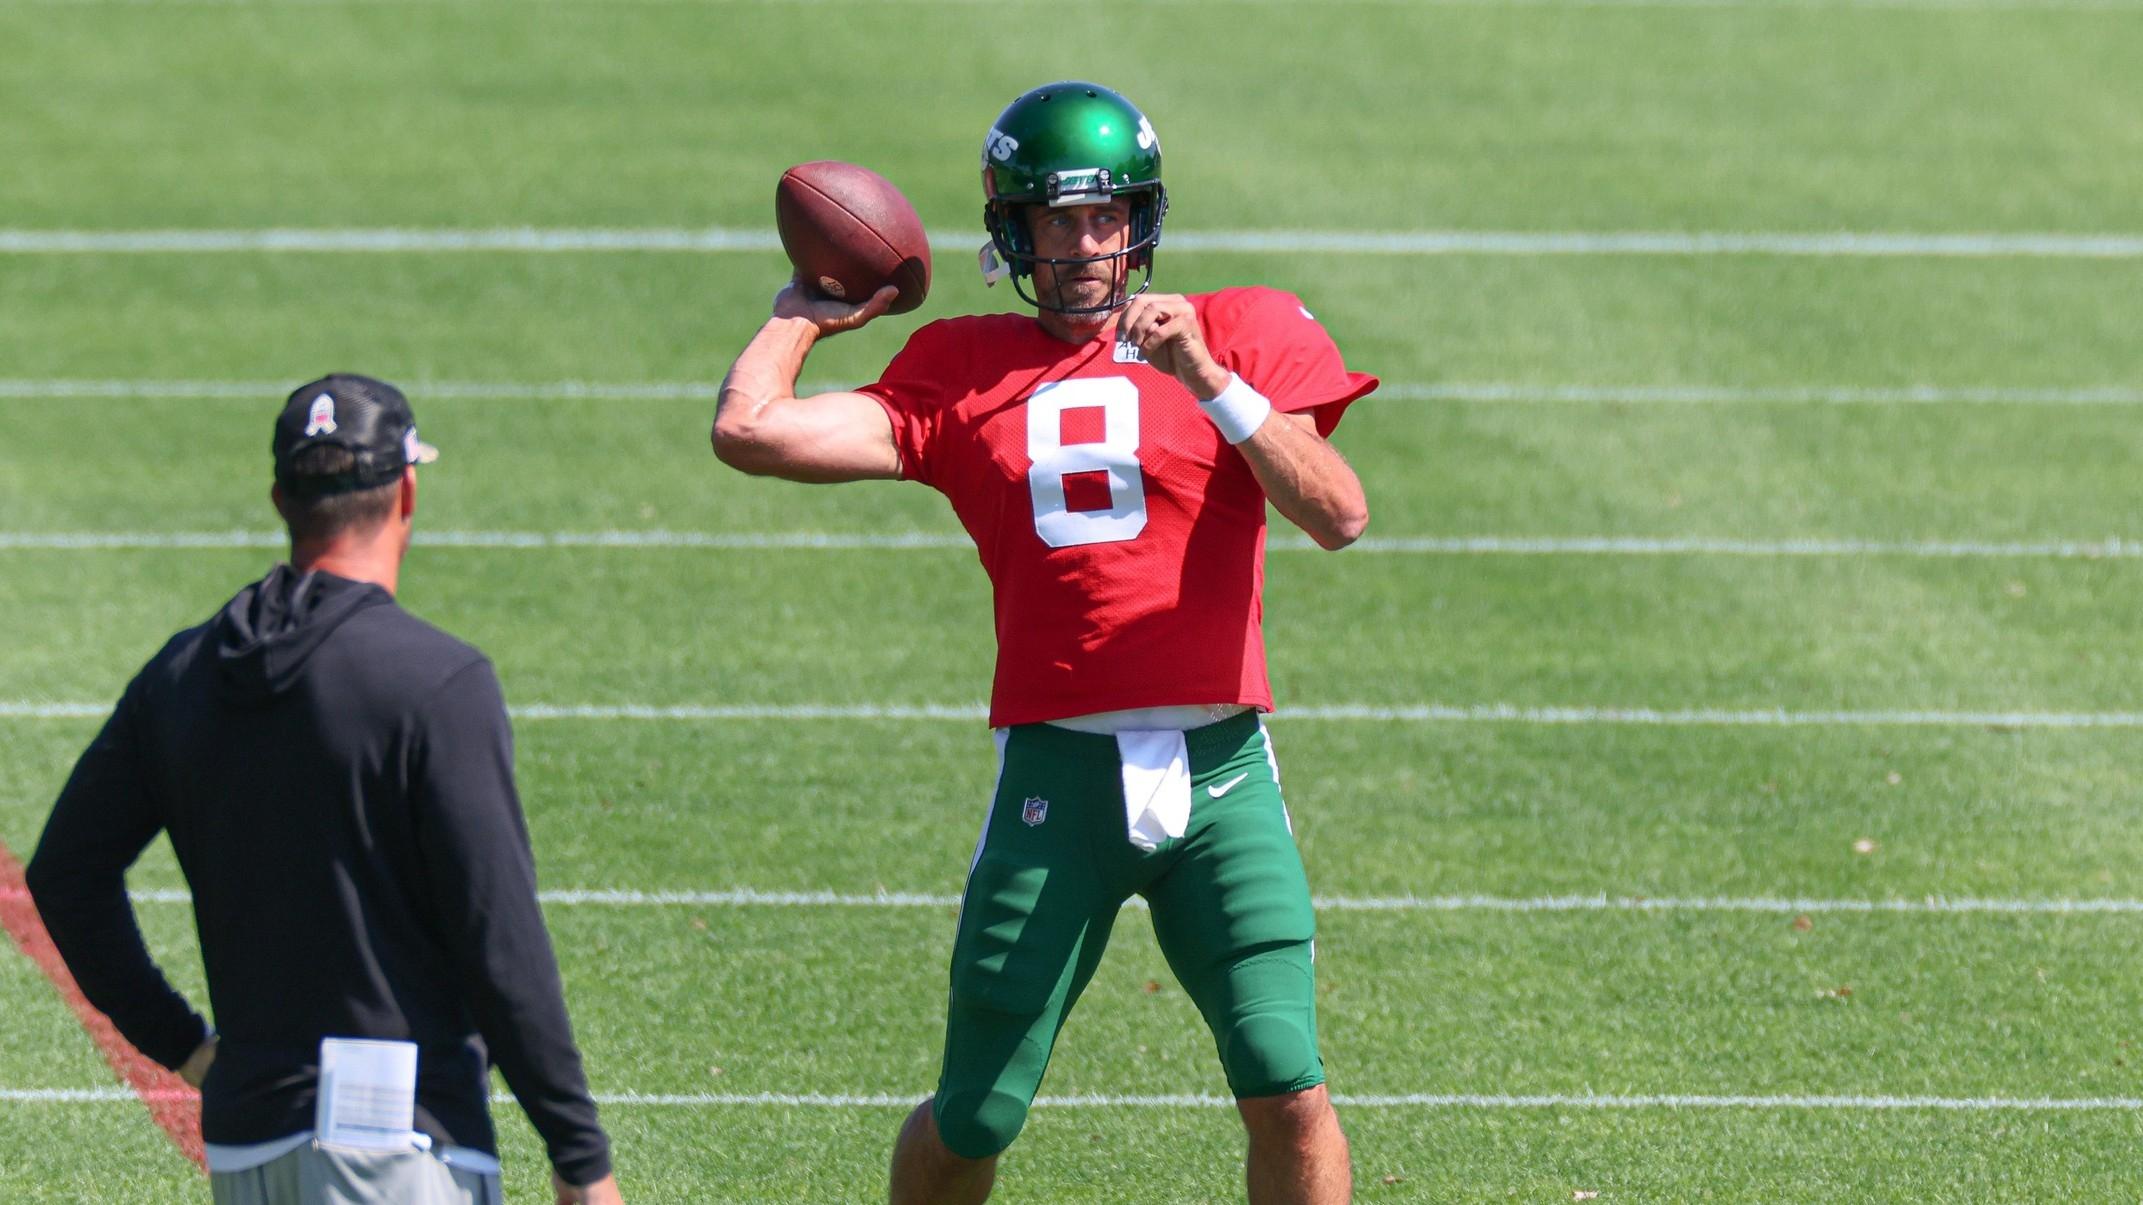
[1025,377,1148,548]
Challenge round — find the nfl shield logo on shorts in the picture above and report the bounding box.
[1021,796,1049,827]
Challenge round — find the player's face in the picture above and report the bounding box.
[1026,199,1133,315]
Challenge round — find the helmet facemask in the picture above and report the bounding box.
[983,186,1166,315]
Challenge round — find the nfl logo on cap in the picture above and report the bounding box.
[305,394,338,436]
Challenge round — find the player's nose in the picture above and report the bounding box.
[1073,216,1111,256]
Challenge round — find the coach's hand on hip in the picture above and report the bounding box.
[177,1034,217,1089]
[1117,293,1231,400]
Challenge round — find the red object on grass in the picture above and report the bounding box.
[0,839,205,1170]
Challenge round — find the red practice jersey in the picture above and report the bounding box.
[862,287,1377,727]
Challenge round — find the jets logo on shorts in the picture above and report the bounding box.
[1021,796,1049,827]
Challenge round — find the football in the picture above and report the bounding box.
[774,160,931,314]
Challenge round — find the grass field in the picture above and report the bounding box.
[4,0,2142,1200]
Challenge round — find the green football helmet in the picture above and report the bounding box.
[980,81,1168,314]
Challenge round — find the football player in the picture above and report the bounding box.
[714,81,1374,1205]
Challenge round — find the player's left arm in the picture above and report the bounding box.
[1118,294,1369,550]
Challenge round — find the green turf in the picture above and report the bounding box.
[5,5,2142,232]
[0,1102,199,1205]
[5,0,2142,1198]
[4,394,2141,543]
[4,252,2141,390]
[2,548,2137,712]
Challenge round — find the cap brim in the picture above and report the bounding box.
[403,426,440,465]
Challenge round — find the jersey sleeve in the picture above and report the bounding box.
[1207,288,1378,436]
[858,321,959,488]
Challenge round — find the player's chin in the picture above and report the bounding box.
[1052,281,1118,313]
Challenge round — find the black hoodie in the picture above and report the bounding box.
[26,566,611,1185]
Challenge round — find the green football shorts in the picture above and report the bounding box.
[930,710,1323,1159]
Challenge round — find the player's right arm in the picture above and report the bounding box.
[712,280,904,483]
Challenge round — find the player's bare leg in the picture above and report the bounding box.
[1237,1084,1352,1205]
[890,1099,998,1205]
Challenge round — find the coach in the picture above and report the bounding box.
[26,375,621,1204]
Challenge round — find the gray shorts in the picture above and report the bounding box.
[209,1143,502,1205]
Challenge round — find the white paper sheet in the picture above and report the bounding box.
[316,1038,429,1152]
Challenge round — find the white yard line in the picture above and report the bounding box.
[0,379,727,401]
[6,379,2139,405]
[4,1086,2139,1110]
[18,0,2143,9]
[1373,382,2143,405]
[576,1092,2143,1111]
[6,701,2143,726]
[1,530,2138,558]
[8,886,2142,913]
[3,227,2142,257]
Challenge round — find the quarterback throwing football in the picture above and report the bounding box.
[715,81,1375,1205]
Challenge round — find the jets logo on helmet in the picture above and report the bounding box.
[978,80,1168,315]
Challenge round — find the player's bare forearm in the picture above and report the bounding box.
[1236,412,1369,550]
[712,301,901,483]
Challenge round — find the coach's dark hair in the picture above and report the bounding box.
[277,446,400,543]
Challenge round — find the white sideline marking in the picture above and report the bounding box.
[2,530,2139,559]
[5,1086,2140,1111]
[5,378,2140,406]
[7,701,2143,727]
[34,886,2143,914]
[4,227,2143,258]
[18,0,2143,11]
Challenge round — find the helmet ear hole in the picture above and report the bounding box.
[992,204,1032,256]
[1127,188,1165,272]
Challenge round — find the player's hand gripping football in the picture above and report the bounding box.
[772,274,899,338]
[1117,294,1231,400]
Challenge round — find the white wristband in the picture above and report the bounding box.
[1199,373,1272,445]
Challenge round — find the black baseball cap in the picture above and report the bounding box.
[273,374,439,495]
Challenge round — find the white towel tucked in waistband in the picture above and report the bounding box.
[1116,729,1193,852]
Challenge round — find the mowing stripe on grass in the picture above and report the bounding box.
[14,0,2143,9]
[6,1086,2142,1111]
[4,228,2143,258]
[2,530,2138,559]
[5,378,2141,405]
[0,841,203,1167]
[19,0,2143,9]
[18,885,2143,914]
[7,701,2143,726]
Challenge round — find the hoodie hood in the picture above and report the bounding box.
[215,564,393,703]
